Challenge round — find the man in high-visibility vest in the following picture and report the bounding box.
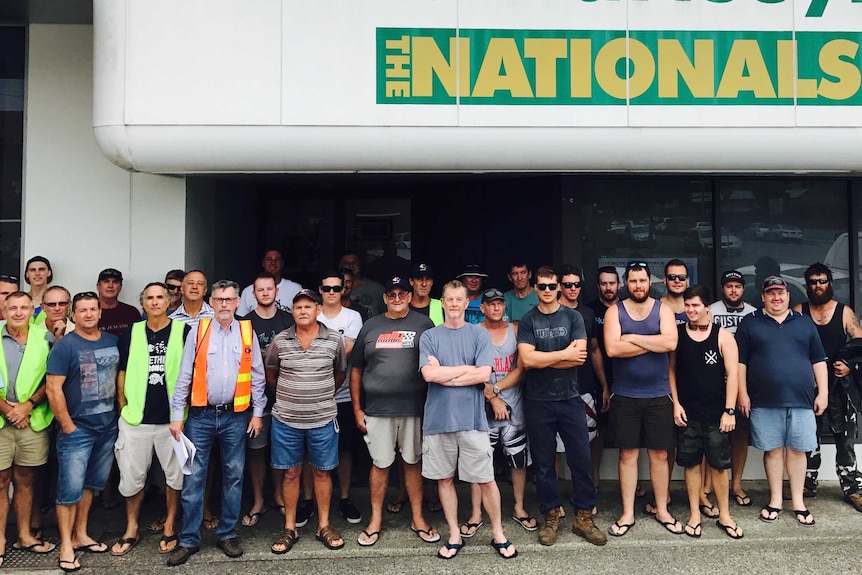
[167,279,265,567]
[110,283,190,557]
[0,291,55,564]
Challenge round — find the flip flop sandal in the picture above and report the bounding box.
[147,517,167,533]
[109,537,140,557]
[13,540,56,554]
[684,522,702,538]
[760,505,781,523]
[436,540,464,560]
[490,539,518,559]
[699,504,720,519]
[607,521,635,537]
[241,508,267,527]
[386,499,405,513]
[59,558,81,573]
[731,492,752,507]
[410,525,441,543]
[655,516,684,535]
[316,525,345,550]
[75,541,108,553]
[716,520,744,539]
[793,509,816,527]
[159,534,179,554]
[458,520,483,538]
[203,516,219,531]
[511,514,539,532]
[357,530,381,547]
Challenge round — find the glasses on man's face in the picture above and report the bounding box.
[43,301,70,308]
[666,274,688,282]
[385,291,408,300]
[212,297,237,305]
[166,284,182,292]
[320,285,343,293]
[808,278,829,286]
[536,283,558,291]
[561,282,582,289]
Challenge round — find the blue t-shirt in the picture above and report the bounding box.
[465,298,484,325]
[47,331,119,432]
[517,305,586,401]
[736,310,827,409]
[419,323,494,435]
[504,290,539,322]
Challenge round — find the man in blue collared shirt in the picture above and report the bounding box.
[167,280,265,567]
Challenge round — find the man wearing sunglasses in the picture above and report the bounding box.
[239,272,295,528]
[43,286,74,341]
[517,267,606,547]
[669,285,742,540]
[164,270,186,314]
[661,259,690,325]
[604,261,680,536]
[317,270,364,526]
[794,263,862,512]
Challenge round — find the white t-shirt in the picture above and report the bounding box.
[710,300,756,335]
[317,306,363,403]
[237,278,303,316]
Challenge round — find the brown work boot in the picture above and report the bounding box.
[846,493,862,513]
[537,507,561,546]
[572,509,608,546]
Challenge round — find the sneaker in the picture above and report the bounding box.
[339,497,362,524]
[846,493,862,513]
[296,499,315,528]
[572,509,608,546]
[537,507,561,546]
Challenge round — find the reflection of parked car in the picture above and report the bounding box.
[694,221,711,230]
[663,217,697,235]
[719,227,742,254]
[655,217,670,232]
[608,219,633,235]
[743,222,770,240]
[766,224,803,242]
[629,225,656,247]
[684,228,713,253]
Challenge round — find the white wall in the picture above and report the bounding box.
[23,24,186,305]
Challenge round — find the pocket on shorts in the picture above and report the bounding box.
[333,417,340,435]
[114,438,125,451]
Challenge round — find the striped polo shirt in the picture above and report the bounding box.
[265,322,347,429]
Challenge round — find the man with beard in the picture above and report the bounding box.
[604,262,679,537]
[503,263,538,323]
[793,263,862,511]
[457,265,488,325]
[237,250,303,316]
[586,266,621,394]
[661,259,689,325]
[710,270,756,508]
[409,263,443,326]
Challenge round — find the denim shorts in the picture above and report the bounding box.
[270,417,338,471]
[56,424,118,505]
[750,407,817,452]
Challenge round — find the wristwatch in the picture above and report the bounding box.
[724,407,736,416]
[493,384,500,395]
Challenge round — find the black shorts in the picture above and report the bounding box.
[676,421,731,470]
[608,394,675,451]
[336,401,359,452]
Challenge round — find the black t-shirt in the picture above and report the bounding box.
[409,303,430,317]
[118,321,191,425]
[241,309,295,409]
[517,305,586,401]
[586,298,614,389]
[573,304,597,395]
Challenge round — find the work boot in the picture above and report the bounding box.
[537,507,561,546]
[572,509,608,546]
[846,493,862,513]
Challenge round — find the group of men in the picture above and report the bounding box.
[1,248,861,569]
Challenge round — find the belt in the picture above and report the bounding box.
[190,402,234,414]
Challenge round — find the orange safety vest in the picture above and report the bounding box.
[191,318,254,412]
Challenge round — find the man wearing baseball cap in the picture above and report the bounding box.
[736,276,828,526]
[409,263,443,326]
[266,288,347,553]
[709,270,756,508]
[456,264,488,325]
[97,269,141,338]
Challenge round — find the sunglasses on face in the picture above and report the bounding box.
[43,301,70,308]
[536,283,558,291]
[561,282,582,289]
[320,285,343,293]
[166,284,182,292]
[666,274,688,282]
[807,278,829,286]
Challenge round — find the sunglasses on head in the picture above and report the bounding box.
[483,288,504,299]
[561,281,582,289]
[666,274,688,282]
[807,278,829,286]
[536,283,558,291]
[320,285,343,293]
[627,262,648,268]
[0,274,18,283]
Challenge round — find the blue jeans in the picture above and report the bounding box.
[56,423,118,505]
[525,396,597,514]
[179,409,247,547]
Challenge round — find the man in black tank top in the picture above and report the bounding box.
[794,263,862,511]
[669,286,742,539]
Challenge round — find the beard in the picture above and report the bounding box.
[629,290,649,304]
[807,284,833,306]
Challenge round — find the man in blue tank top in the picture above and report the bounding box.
[604,262,680,537]
[670,285,742,540]
[793,263,862,512]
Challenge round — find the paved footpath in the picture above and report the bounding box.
[7,480,861,574]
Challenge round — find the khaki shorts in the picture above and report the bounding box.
[114,419,184,497]
[363,415,422,468]
[421,430,494,483]
[0,424,49,469]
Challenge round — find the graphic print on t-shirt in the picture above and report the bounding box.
[494,353,514,376]
[148,340,167,386]
[375,330,417,349]
[78,347,119,416]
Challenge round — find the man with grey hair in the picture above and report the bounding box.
[167,280,266,566]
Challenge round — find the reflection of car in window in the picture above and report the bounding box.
[742,222,770,240]
[765,224,803,242]
[684,228,713,254]
[629,225,655,247]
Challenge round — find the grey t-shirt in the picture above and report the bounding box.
[350,311,434,417]
[488,323,524,428]
[419,323,494,435]
[517,304,587,401]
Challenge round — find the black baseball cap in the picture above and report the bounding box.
[410,262,434,278]
[98,268,123,282]
[292,288,322,304]
[482,288,505,304]
[762,276,787,293]
[720,270,745,286]
[385,276,411,292]
[457,264,488,279]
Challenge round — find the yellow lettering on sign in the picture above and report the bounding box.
[386,81,410,98]
[657,39,714,98]
[776,40,817,99]
[570,39,592,98]
[386,35,410,54]
[524,38,567,97]
[716,40,776,98]
[412,37,471,98]
[472,38,534,98]
[818,39,861,101]
[386,55,410,79]
[595,38,655,99]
